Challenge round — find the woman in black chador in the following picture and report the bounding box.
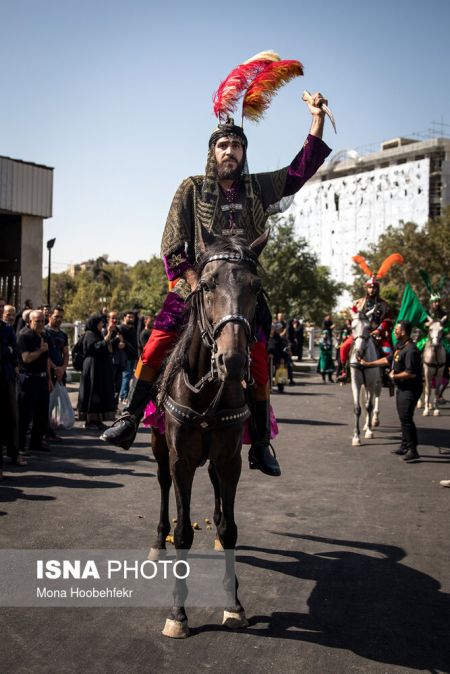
[77,314,116,429]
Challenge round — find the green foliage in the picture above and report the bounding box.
[261,214,344,324]
[351,207,450,312]
[45,255,167,322]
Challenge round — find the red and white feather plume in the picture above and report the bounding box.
[213,51,303,124]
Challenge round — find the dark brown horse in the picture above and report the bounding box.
[150,232,268,638]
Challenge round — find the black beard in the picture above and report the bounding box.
[217,159,244,181]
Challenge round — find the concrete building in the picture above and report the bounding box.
[0,155,53,309]
[290,136,450,306]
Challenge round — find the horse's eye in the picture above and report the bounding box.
[201,279,215,292]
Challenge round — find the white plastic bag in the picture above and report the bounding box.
[49,382,75,430]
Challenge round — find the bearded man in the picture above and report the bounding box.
[102,92,332,475]
[338,277,395,383]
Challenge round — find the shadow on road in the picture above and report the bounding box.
[419,427,450,450]
[277,419,347,427]
[227,533,450,672]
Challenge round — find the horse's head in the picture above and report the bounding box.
[427,317,446,346]
[195,231,268,382]
[351,312,371,359]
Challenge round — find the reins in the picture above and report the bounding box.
[163,250,258,429]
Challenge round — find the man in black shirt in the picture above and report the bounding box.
[118,311,138,403]
[16,310,52,452]
[360,320,423,462]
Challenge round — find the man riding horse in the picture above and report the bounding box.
[417,271,450,400]
[101,51,333,476]
[337,254,404,383]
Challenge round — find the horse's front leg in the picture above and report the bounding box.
[162,427,200,640]
[351,379,362,446]
[432,369,443,416]
[208,460,223,551]
[213,431,248,629]
[423,368,431,416]
[372,374,381,427]
[149,430,172,560]
[364,389,374,439]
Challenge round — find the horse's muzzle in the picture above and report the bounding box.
[216,351,248,382]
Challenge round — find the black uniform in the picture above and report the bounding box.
[392,340,423,454]
[16,329,50,452]
[0,321,19,465]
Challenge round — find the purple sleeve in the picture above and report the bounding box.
[284,134,332,196]
[163,249,193,281]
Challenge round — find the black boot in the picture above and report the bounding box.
[403,446,420,462]
[391,445,408,455]
[100,377,155,450]
[248,399,281,477]
[391,439,408,455]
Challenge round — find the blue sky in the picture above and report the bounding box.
[1,0,449,273]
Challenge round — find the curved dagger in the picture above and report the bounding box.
[302,90,337,133]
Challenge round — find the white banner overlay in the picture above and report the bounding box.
[0,550,230,607]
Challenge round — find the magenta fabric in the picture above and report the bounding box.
[152,291,188,332]
[284,134,331,196]
[163,253,192,282]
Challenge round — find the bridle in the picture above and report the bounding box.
[189,252,258,387]
[163,251,258,431]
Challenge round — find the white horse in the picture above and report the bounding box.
[420,316,447,416]
[349,312,382,446]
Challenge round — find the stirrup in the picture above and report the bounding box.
[100,413,137,450]
[248,442,281,477]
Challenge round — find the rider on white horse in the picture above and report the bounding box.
[337,276,394,383]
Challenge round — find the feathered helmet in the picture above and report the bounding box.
[209,50,304,149]
[419,270,447,303]
[353,254,405,290]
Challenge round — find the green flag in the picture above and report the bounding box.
[396,283,428,328]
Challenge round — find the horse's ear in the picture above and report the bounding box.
[425,316,433,327]
[250,228,270,258]
[441,315,448,325]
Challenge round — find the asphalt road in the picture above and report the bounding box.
[1,368,450,674]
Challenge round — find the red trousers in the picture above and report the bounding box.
[340,335,354,366]
[142,328,269,386]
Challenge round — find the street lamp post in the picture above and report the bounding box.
[46,238,56,307]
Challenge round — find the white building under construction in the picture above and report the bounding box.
[291,135,450,302]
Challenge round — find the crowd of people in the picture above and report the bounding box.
[0,298,154,479]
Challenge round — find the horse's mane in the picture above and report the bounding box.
[158,237,259,403]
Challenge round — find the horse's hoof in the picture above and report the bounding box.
[364,431,373,440]
[372,417,379,427]
[162,618,190,639]
[352,438,361,447]
[423,409,429,416]
[148,547,166,561]
[222,610,249,629]
[214,538,224,552]
[433,409,440,416]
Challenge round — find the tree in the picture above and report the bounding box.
[260,214,344,324]
[351,207,450,313]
